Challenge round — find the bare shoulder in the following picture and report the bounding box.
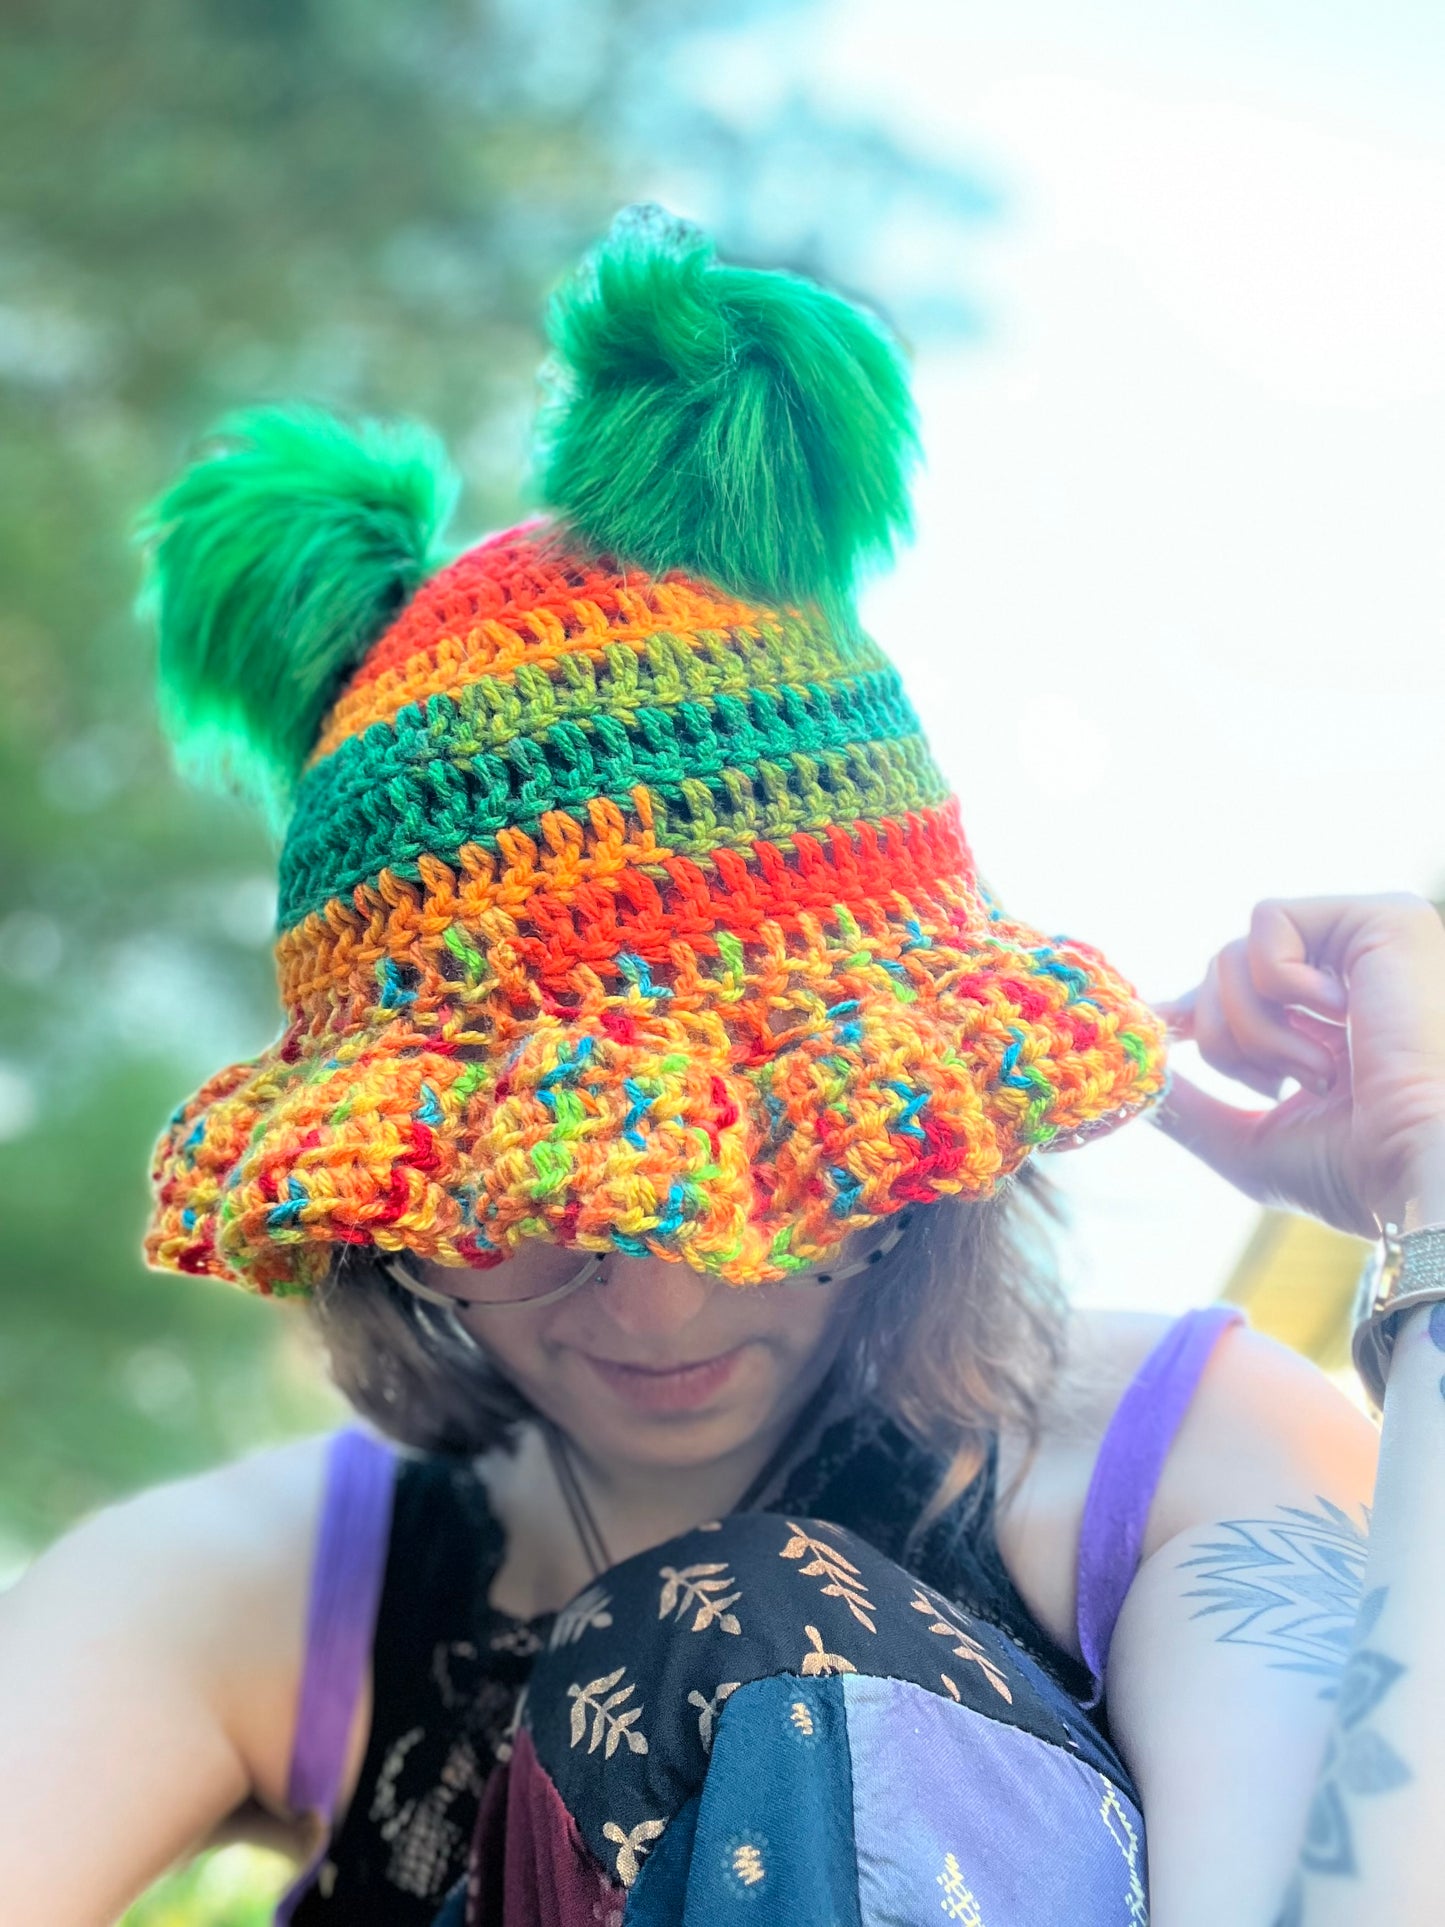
[0,1434,345,1918]
[1041,1306,1178,1437]
[43,1431,333,1625]
[1133,1313,1378,1554]
[993,1305,1378,1660]
[5,1432,336,1811]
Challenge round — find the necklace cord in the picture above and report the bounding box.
[543,1424,613,1578]
[542,1367,843,1583]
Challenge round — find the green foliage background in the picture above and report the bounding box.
[0,2,990,1915]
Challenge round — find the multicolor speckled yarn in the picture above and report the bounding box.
[145,523,1166,1295]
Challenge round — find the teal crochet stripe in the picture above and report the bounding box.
[277,731,949,928]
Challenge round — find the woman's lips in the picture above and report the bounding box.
[580,1344,746,1414]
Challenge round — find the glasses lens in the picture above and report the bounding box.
[403,1241,600,1307]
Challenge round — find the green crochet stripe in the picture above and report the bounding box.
[409,661,914,777]
[278,731,948,928]
[444,620,893,757]
[322,613,891,752]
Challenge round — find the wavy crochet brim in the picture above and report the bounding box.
[145,836,1167,1294]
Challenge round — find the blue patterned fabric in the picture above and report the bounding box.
[622,1674,1148,1924]
[844,1677,1147,1925]
[626,1675,861,1923]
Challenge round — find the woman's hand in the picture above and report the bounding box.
[1153,894,1445,1235]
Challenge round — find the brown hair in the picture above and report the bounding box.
[311,1169,1069,1534]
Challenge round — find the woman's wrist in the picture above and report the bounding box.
[1397,1125,1445,1232]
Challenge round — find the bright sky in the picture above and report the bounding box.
[674,1,1445,1309]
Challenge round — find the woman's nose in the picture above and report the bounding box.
[586,1253,713,1338]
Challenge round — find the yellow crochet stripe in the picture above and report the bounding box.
[309,577,768,763]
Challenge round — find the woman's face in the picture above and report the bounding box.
[412,1243,866,1476]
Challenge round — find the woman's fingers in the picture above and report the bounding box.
[1244,899,1350,1017]
[1185,955,1281,1099]
[1284,1005,1350,1056]
[1158,902,1357,1103]
[1153,988,1196,1039]
[1216,940,1338,1094]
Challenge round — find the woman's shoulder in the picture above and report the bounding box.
[82,1429,337,1602]
[993,1305,1377,1661]
[11,1431,340,1814]
[20,1428,336,1621]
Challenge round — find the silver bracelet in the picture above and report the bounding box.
[1351,1224,1445,1409]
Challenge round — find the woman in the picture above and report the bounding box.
[3,210,1442,1926]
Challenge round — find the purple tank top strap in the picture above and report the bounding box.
[1074,1303,1246,1707]
[274,1426,397,1926]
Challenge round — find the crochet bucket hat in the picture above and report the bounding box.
[141,208,1166,1296]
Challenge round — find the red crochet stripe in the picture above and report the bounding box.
[346,527,746,694]
[509,804,976,984]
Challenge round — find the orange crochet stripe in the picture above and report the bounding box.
[275,796,975,1016]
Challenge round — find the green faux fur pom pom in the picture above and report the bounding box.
[140,406,458,832]
[538,206,919,613]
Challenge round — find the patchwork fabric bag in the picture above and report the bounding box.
[431,1512,1149,1927]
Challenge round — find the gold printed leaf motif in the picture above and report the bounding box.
[567,1667,649,1756]
[658,1562,743,1636]
[818,1581,877,1631]
[602,1817,667,1888]
[800,1624,856,1676]
[549,1585,614,1649]
[909,1590,1013,1703]
[687,1681,741,1752]
[780,1523,877,1633]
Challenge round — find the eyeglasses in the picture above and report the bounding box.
[381,1213,913,1312]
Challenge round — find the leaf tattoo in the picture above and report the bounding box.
[1178,1497,1367,1692]
[1300,1632,1411,1879]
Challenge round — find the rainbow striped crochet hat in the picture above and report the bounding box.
[142,208,1166,1295]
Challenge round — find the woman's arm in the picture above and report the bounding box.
[1104,1323,1379,1927]
[1279,1291,1445,1925]
[0,1436,328,1926]
[1135,896,1445,1925]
